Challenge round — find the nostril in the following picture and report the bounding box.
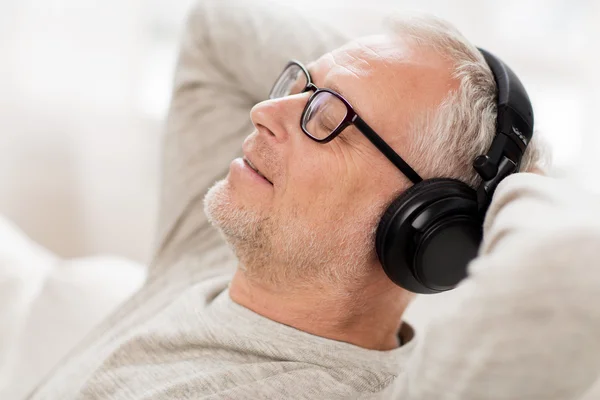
[258,123,276,137]
[255,123,277,138]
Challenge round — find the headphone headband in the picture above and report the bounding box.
[473,49,534,211]
[480,48,534,140]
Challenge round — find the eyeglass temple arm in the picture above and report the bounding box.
[352,116,423,184]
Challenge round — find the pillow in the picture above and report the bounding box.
[0,215,146,399]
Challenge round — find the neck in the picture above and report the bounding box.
[229,267,413,351]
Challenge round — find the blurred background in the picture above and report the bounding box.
[0,0,598,264]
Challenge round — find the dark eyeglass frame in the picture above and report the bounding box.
[270,60,423,184]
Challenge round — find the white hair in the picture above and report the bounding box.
[387,14,547,187]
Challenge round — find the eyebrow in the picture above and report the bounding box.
[306,66,349,100]
[325,82,349,100]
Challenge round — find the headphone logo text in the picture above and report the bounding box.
[512,126,528,146]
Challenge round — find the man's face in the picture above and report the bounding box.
[204,35,455,284]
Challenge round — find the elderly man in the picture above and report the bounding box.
[29,1,600,399]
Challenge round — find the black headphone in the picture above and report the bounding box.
[375,48,534,294]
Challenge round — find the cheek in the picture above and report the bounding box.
[276,139,394,224]
[278,163,372,225]
[283,148,334,196]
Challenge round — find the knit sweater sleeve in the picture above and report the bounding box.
[398,173,600,400]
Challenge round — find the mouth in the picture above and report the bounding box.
[243,157,273,185]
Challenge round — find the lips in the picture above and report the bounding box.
[243,157,272,184]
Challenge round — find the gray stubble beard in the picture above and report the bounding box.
[204,179,379,289]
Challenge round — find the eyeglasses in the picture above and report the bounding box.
[269,60,422,184]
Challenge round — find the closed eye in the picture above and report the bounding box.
[316,108,341,133]
[318,117,338,133]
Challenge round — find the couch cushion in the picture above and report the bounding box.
[0,216,146,399]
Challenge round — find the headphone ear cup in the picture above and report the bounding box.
[375,180,438,255]
[376,178,482,294]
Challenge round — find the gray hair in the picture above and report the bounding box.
[387,14,546,187]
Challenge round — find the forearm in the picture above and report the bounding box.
[401,174,600,400]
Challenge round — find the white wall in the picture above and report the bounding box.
[0,0,164,262]
[0,0,598,262]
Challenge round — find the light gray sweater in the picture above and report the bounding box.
[28,0,600,398]
[28,173,600,399]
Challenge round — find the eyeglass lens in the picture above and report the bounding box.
[270,64,348,139]
[269,64,308,99]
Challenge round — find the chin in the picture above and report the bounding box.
[203,178,268,243]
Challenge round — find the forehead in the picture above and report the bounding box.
[308,35,457,142]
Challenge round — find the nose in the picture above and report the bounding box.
[250,95,308,143]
